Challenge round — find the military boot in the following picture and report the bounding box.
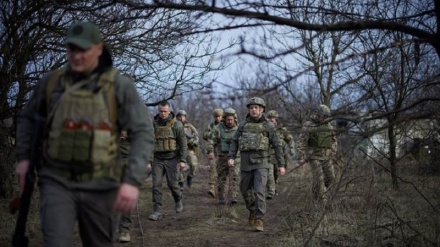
[118,231,131,242]
[175,200,183,213]
[254,219,264,232]
[186,176,193,188]
[248,212,256,226]
[208,185,216,199]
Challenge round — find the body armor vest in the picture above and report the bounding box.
[45,68,118,172]
[308,124,333,148]
[219,124,237,153]
[154,118,178,152]
[239,122,269,151]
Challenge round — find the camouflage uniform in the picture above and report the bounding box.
[203,108,223,197]
[15,22,154,246]
[228,98,285,229]
[176,110,200,187]
[207,108,240,205]
[266,110,295,199]
[298,105,337,202]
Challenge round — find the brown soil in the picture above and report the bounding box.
[114,163,295,247]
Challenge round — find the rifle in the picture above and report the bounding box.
[11,112,45,247]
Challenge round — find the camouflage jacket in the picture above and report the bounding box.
[298,120,337,161]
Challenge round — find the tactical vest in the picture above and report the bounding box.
[154,118,178,152]
[219,124,237,153]
[238,122,270,151]
[308,124,333,148]
[44,68,118,173]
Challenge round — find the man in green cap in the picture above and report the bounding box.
[15,21,154,246]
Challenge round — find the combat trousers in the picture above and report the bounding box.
[240,169,268,220]
[208,157,218,190]
[216,155,240,202]
[152,157,182,213]
[309,157,335,201]
[266,163,277,195]
[39,179,117,247]
[186,149,199,178]
[118,213,132,233]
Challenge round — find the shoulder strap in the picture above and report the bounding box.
[45,68,65,107]
[99,68,118,127]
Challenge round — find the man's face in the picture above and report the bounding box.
[67,43,103,73]
[177,115,186,123]
[268,117,277,126]
[248,105,264,118]
[214,115,222,123]
[158,105,171,120]
[225,116,235,127]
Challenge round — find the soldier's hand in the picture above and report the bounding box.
[278,167,286,176]
[113,183,139,214]
[15,160,30,192]
[179,162,186,170]
[208,153,215,160]
[228,159,235,167]
[298,159,305,165]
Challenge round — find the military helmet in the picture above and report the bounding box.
[266,110,279,118]
[212,108,223,117]
[176,110,187,116]
[223,107,237,118]
[317,104,331,116]
[246,97,266,108]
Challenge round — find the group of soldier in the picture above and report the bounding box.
[14,21,338,246]
[140,96,337,237]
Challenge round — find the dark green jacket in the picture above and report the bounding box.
[16,54,154,189]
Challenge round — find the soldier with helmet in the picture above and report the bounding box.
[265,110,296,199]
[298,104,337,204]
[203,108,224,198]
[228,97,286,232]
[176,110,200,188]
[207,108,240,206]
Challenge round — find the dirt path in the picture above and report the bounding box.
[114,164,296,247]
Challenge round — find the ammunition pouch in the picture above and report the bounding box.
[47,128,117,167]
[239,134,269,151]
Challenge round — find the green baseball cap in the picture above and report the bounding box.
[66,22,102,49]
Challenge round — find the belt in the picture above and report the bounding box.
[49,166,112,182]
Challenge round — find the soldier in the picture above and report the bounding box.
[228,97,286,232]
[203,108,223,198]
[207,108,240,205]
[148,101,187,221]
[298,104,337,204]
[265,110,295,199]
[176,110,200,188]
[15,22,154,246]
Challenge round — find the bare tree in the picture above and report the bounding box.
[0,0,222,197]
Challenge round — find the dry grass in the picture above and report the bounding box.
[1,156,439,247]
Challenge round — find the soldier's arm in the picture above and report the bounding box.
[16,72,51,162]
[297,121,312,160]
[174,121,188,164]
[227,123,241,160]
[268,123,285,168]
[116,74,155,187]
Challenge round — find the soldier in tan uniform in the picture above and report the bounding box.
[266,110,295,199]
[207,108,240,205]
[203,108,223,198]
[176,110,200,188]
[298,105,337,204]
